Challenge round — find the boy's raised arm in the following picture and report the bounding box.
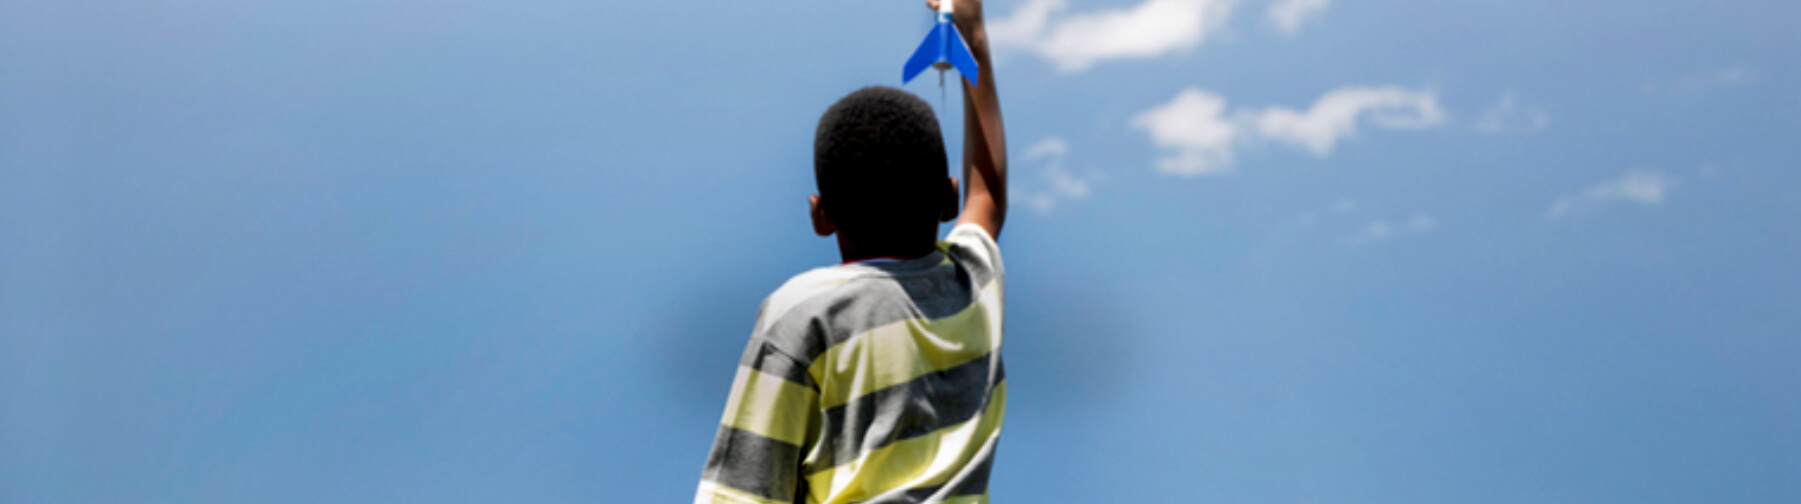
[935,0,1008,240]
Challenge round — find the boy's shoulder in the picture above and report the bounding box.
[942,222,1003,286]
[745,262,895,362]
[755,265,868,332]
[757,224,1004,334]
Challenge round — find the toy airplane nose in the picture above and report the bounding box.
[902,4,980,87]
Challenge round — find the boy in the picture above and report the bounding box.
[693,0,1008,502]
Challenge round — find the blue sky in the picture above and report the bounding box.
[3,0,1798,502]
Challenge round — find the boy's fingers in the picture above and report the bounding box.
[925,0,939,11]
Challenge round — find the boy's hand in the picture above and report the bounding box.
[926,0,985,41]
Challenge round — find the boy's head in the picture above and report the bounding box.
[811,86,959,256]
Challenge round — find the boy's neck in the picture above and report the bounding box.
[836,235,936,264]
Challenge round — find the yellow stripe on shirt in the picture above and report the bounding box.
[804,381,1007,503]
[809,283,1000,410]
[693,481,794,504]
[720,366,818,447]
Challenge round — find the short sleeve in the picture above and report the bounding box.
[696,341,820,504]
[943,223,1003,289]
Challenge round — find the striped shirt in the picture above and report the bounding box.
[696,223,1006,504]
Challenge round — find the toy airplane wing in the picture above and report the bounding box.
[902,8,980,86]
[944,24,980,86]
[902,23,944,84]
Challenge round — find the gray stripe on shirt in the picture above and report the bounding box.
[702,425,803,502]
[810,353,1004,471]
[755,262,980,365]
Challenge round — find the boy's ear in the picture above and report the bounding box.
[940,176,961,223]
[809,194,837,237]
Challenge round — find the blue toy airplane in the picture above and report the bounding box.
[903,0,980,87]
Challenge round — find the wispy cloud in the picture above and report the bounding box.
[1133,85,1445,176]
[1644,65,1756,95]
[1268,0,1330,35]
[989,0,1237,73]
[1293,198,1355,227]
[1253,86,1446,156]
[1549,170,1675,219]
[1130,88,1241,175]
[1473,91,1549,135]
[1294,199,1438,244]
[1356,213,1438,243]
[1019,137,1097,214]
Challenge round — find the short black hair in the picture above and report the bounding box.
[814,86,949,246]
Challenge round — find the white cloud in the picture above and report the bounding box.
[1293,199,1437,243]
[1268,0,1330,35]
[1473,91,1549,135]
[1645,65,1757,95]
[1022,136,1070,159]
[1131,88,1240,176]
[987,0,1062,46]
[1548,170,1675,219]
[989,0,1237,73]
[1019,137,1096,214]
[1133,85,1445,176]
[1292,198,1349,228]
[1357,213,1438,243]
[1254,86,1446,156]
[1679,66,1755,91]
